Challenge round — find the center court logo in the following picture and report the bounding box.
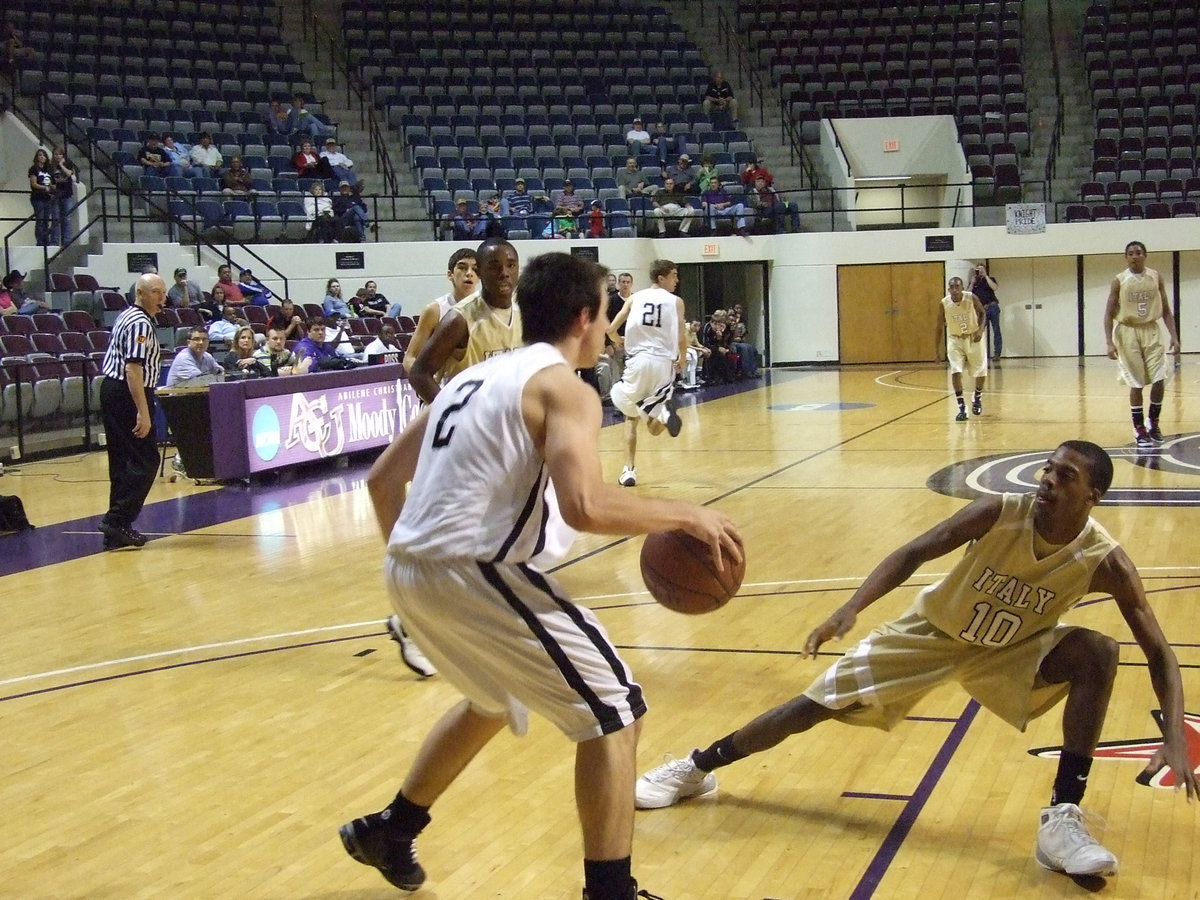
[252,404,281,462]
[927,433,1200,507]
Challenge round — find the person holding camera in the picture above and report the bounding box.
[969,263,1001,360]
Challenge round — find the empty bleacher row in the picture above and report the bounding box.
[1078,1,1200,220]
[339,0,756,231]
[733,0,1025,203]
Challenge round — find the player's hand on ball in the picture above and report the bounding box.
[682,510,743,572]
[803,607,857,658]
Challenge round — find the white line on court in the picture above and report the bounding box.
[9,568,1197,690]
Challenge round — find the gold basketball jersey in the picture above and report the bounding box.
[1115,267,1162,326]
[941,293,980,340]
[915,493,1118,647]
[439,292,523,382]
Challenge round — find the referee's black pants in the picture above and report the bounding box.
[100,377,159,527]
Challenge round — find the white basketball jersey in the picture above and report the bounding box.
[389,342,577,565]
[624,286,681,360]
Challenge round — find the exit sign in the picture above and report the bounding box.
[883,139,900,152]
[702,243,719,256]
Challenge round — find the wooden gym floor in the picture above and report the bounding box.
[2,356,1198,899]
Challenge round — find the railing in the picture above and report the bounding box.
[307,14,400,195]
[1042,0,1067,191]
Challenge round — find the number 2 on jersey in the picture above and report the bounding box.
[431,379,484,448]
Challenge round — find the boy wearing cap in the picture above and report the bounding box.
[671,154,698,194]
[502,178,535,218]
[451,199,486,241]
[321,138,358,187]
[626,117,651,153]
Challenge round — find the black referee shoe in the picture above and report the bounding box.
[98,522,148,549]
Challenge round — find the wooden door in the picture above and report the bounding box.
[837,264,896,363]
[838,261,944,363]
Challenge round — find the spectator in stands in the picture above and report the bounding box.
[670,153,698,194]
[555,179,585,218]
[650,120,684,167]
[222,157,254,196]
[264,99,292,138]
[363,324,402,359]
[323,278,354,318]
[221,326,267,376]
[545,206,579,239]
[321,138,359,187]
[189,133,223,177]
[2,270,50,314]
[626,117,651,154]
[28,147,54,246]
[587,200,606,238]
[268,297,308,340]
[293,319,338,370]
[727,306,759,377]
[702,176,750,236]
[352,281,388,317]
[740,157,773,189]
[167,267,203,308]
[482,193,505,236]
[327,316,360,359]
[702,70,739,123]
[213,265,246,306]
[287,93,328,139]
[208,303,248,345]
[333,181,369,241]
[2,20,34,78]
[305,182,338,243]
[616,157,653,199]
[501,177,537,220]
[237,269,274,307]
[0,286,13,317]
[201,284,227,322]
[254,327,310,375]
[702,309,739,382]
[748,174,800,233]
[138,134,176,177]
[166,328,223,387]
[50,146,78,246]
[683,319,710,389]
[161,135,192,178]
[293,140,335,180]
[696,154,719,193]
[651,176,698,236]
[452,199,487,241]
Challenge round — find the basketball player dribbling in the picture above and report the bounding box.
[339,252,742,900]
[637,440,1197,880]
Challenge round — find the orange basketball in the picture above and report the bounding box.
[639,529,745,614]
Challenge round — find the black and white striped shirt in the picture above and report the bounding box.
[102,305,162,387]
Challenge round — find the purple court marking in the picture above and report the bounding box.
[849,700,982,900]
[6,371,801,578]
[843,792,912,801]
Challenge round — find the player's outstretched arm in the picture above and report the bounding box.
[530,365,742,568]
[803,496,1003,657]
[409,310,468,404]
[403,299,444,373]
[366,407,430,541]
[1095,548,1200,800]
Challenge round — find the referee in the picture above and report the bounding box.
[98,272,166,550]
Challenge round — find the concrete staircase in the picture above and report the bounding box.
[277,0,430,242]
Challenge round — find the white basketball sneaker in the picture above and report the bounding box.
[386,615,437,678]
[618,466,637,487]
[1035,803,1118,876]
[635,753,718,809]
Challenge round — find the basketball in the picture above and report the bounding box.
[639,529,745,614]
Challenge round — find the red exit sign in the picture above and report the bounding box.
[883,139,900,152]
